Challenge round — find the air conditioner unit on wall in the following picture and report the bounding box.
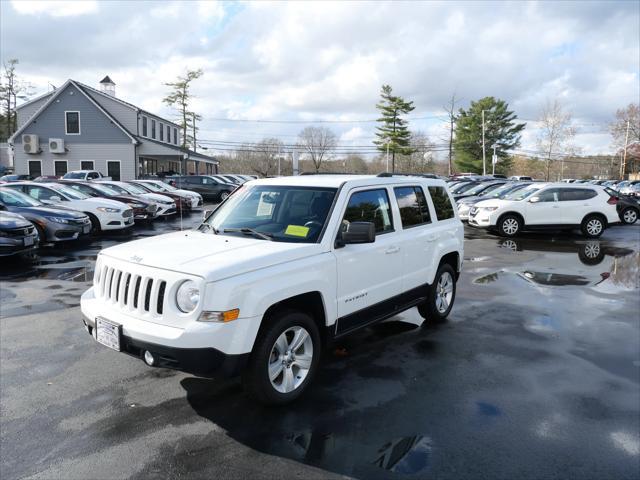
[22,134,40,154]
[49,138,65,154]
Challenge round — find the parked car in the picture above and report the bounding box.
[0,210,39,257]
[453,181,506,201]
[3,182,134,232]
[63,170,111,181]
[0,174,33,182]
[170,175,237,202]
[457,182,531,221]
[0,187,92,243]
[450,181,481,194]
[508,175,533,181]
[81,174,464,404]
[57,180,159,222]
[126,181,191,212]
[468,183,619,238]
[210,175,238,185]
[129,180,203,210]
[219,174,248,185]
[34,175,61,181]
[626,183,640,197]
[604,187,639,225]
[96,181,177,217]
[618,180,640,195]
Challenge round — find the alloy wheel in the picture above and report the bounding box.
[502,218,519,235]
[268,326,313,394]
[623,209,638,224]
[435,271,454,314]
[586,219,603,236]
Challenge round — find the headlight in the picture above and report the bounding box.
[96,207,120,213]
[176,280,200,313]
[49,217,70,224]
[481,206,499,211]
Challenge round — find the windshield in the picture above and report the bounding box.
[489,183,528,198]
[202,185,337,243]
[63,172,87,179]
[0,188,42,207]
[50,184,89,200]
[139,182,164,193]
[465,183,503,195]
[503,185,542,201]
[90,183,120,196]
[451,182,478,194]
[124,183,149,194]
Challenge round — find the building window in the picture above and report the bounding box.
[159,122,164,141]
[142,117,148,137]
[65,112,80,135]
[54,161,68,177]
[151,120,156,139]
[80,161,94,170]
[107,161,121,181]
[28,160,42,178]
[166,125,171,143]
[174,128,178,145]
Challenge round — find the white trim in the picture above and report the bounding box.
[80,160,95,170]
[65,111,81,135]
[106,160,122,181]
[54,159,69,177]
[27,159,42,177]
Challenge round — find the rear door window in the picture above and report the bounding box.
[559,188,597,201]
[343,189,393,234]
[394,186,431,228]
[427,186,455,220]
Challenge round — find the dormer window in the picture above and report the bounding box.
[65,111,80,135]
[166,125,170,143]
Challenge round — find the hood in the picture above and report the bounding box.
[66,197,130,210]
[0,211,32,227]
[100,230,324,282]
[474,198,510,209]
[140,193,174,204]
[9,205,87,218]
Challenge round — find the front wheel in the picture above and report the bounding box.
[498,214,521,237]
[418,263,456,323]
[86,213,101,234]
[581,214,605,238]
[242,310,320,405]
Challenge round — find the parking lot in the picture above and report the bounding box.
[1,209,639,480]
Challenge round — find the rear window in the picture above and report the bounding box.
[428,186,455,220]
[560,188,598,201]
[394,186,431,228]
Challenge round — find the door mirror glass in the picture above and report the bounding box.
[203,209,212,221]
[49,195,62,202]
[341,221,375,245]
[529,196,540,203]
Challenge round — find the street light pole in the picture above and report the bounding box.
[482,110,487,176]
[491,144,497,175]
[386,142,390,173]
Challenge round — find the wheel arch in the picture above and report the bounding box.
[438,251,461,280]
[582,212,608,227]
[497,211,525,227]
[260,291,328,345]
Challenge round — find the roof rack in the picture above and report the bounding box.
[376,172,439,178]
[299,172,366,176]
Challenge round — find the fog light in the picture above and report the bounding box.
[144,350,155,366]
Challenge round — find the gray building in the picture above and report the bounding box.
[9,77,217,180]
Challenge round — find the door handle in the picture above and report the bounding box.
[426,235,437,242]
[385,246,400,254]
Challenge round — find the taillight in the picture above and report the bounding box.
[607,196,618,205]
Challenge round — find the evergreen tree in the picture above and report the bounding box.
[453,97,525,174]
[163,69,203,150]
[374,84,415,172]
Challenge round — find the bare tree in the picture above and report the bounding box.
[443,93,459,176]
[250,138,284,177]
[610,103,640,149]
[297,126,337,173]
[396,132,435,173]
[536,99,576,181]
[0,59,33,141]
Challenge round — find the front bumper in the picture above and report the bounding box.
[156,204,177,216]
[0,233,38,256]
[100,212,135,230]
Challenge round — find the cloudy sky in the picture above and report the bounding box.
[1,0,638,158]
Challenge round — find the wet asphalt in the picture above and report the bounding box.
[1,209,639,480]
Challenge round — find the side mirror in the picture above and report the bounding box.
[529,196,540,203]
[49,195,63,202]
[339,222,376,246]
[203,210,212,221]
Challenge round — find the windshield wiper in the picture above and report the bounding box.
[223,227,273,241]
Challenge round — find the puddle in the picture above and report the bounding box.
[476,401,502,417]
[373,435,433,475]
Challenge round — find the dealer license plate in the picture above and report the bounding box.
[24,236,34,246]
[95,317,121,351]
[83,225,91,234]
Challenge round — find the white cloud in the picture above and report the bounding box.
[11,0,98,17]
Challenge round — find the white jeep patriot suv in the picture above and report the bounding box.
[81,174,464,404]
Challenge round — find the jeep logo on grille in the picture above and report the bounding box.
[130,255,143,263]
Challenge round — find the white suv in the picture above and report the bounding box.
[81,175,464,404]
[468,183,619,238]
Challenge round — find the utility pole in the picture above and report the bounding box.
[481,109,486,176]
[621,120,630,179]
[386,142,390,173]
[491,144,497,175]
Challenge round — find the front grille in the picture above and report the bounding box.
[147,204,157,212]
[69,218,90,226]
[96,265,167,315]
[122,209,134,218]
[2,226,35,237]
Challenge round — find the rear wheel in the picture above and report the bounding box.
[242,310,320,405]
[86,213,101,233]
[498,214,521,237]
[418,263,456,323]
[581,214,605,238]
[621,207,638,225]
[220,191,230,202]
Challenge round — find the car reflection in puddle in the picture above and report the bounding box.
[372,435,433,475]
[475,238,637,290]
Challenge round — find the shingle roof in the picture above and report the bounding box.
[100,75,115,84]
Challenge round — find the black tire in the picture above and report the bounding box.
[242,310,321,405]
[34,223,47,245]
[219,191,230,202]
[497,214,522,237]
[86,213,101,234]
[418,263,457,323]
[577,241,605,266]
[581,214,605,238]
[621,207,638,225]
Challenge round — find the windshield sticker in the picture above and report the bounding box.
[284,225,309,237]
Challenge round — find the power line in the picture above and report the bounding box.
[206,113,448,124]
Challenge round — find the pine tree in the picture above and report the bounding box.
[453,97,525,174]
[162,69,203,150]
[374,85,415,172]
